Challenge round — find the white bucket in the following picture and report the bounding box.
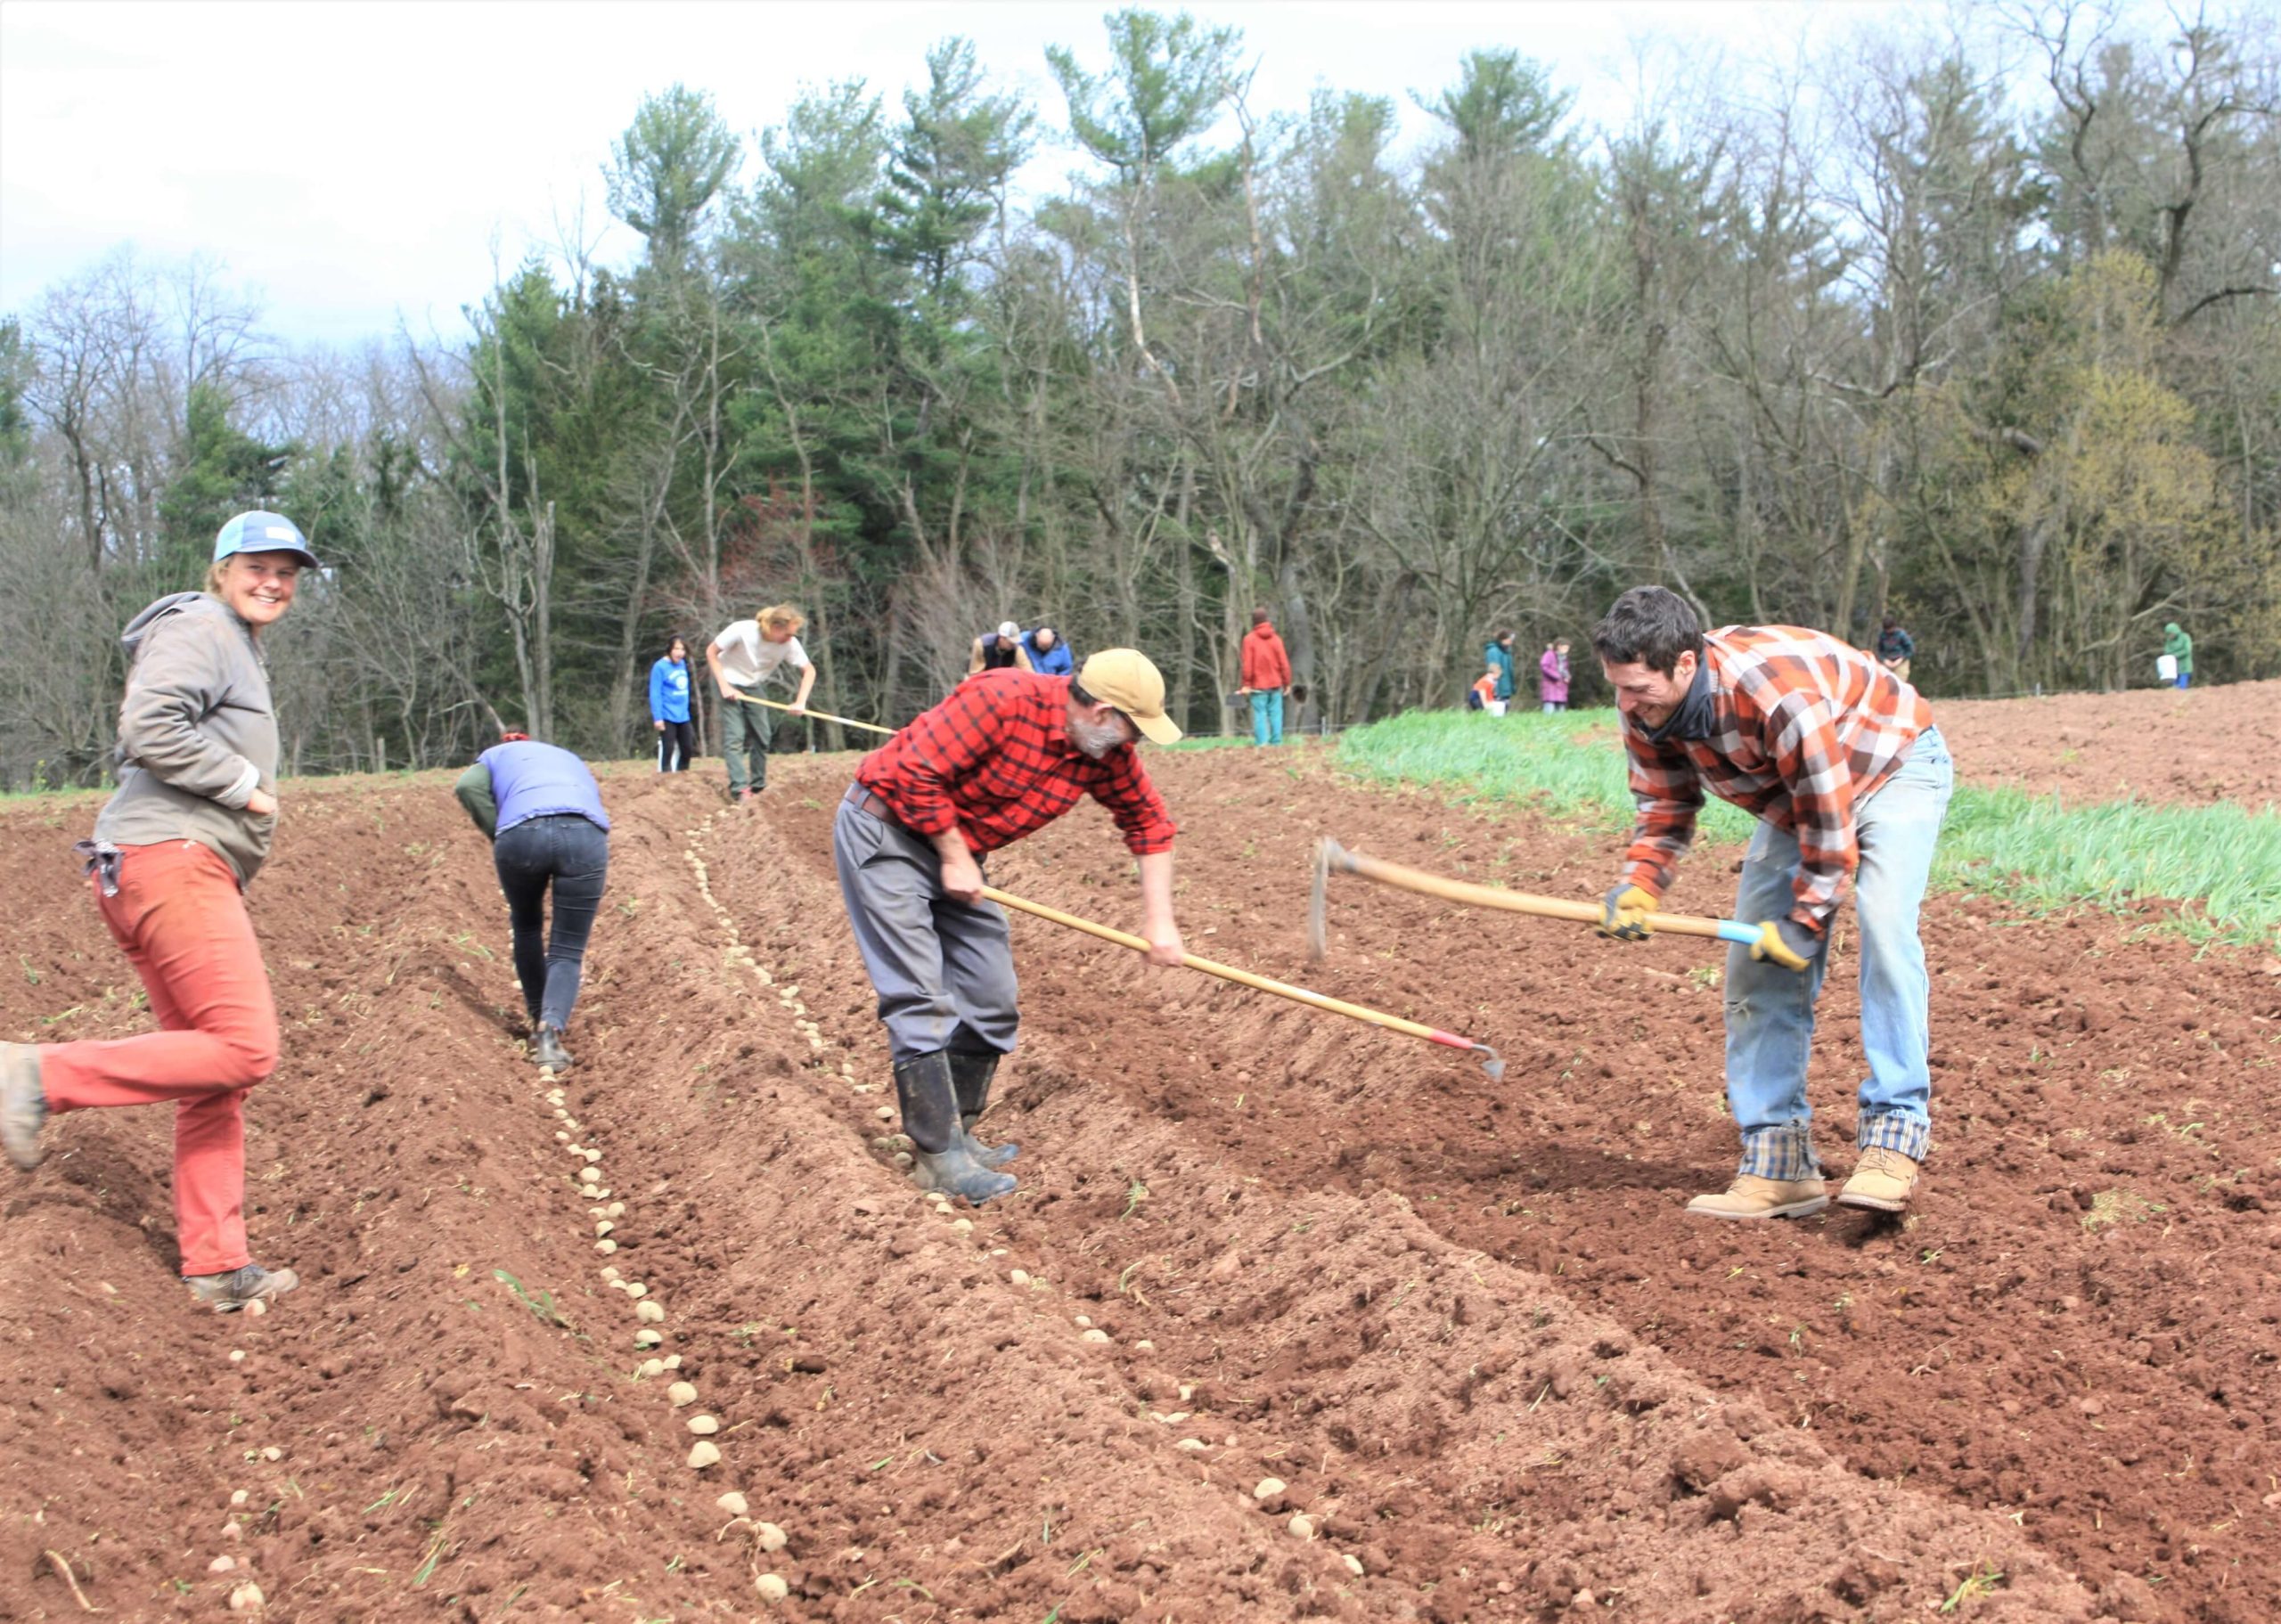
[2156,653,2179,681]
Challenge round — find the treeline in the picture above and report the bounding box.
[4,4,2278,788]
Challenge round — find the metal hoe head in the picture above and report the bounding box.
[1307,836,1351,963]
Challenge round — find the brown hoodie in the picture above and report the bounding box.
[93,592,280,885]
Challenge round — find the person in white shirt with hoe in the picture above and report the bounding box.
[705,603,817,802]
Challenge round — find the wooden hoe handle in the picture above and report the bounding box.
[731,692,895,737]
[981,885,1505,1079]
[1320,840,1762,947]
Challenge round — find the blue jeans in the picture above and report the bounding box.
[1726,726,1953,1179]
[1249,689,1284,746]
[493,814,610,1031]
[2175,672,2191,690]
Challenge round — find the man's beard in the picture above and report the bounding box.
[1068,714,1126,759]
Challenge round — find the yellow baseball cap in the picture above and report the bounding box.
[1075,649,1182,744]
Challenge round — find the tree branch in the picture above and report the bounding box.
[2171,284,2277,327]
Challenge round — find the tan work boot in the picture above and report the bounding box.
[2,1042,47,1171]
[186,1262,300,1313]
[1838,1147,1920,1212]
[1685,1175,1827,1220]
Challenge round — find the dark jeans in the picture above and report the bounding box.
[493,814,609,1031]
[657,719,695,771]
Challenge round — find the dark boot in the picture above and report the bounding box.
[947,1049,1018,1168]
[534,1025,574,1072]
[895,1050,1016,1204]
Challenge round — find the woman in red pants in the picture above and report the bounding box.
[2,510,315,1311]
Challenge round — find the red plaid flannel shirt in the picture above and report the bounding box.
[855,670,1176,856]
[1620,626,1932,933]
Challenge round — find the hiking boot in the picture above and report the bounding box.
[895,1051,1016,1204]
[947,1049,1018,1168]
[1838,1147,1920,1212]
[186,1262,300,1313]
[1685,1174,1829,1220]
[533,1025,573,1073]
[1,1042,47,1171]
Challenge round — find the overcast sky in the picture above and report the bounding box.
[3,0,1916,348]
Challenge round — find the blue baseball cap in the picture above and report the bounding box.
[214,510,318,568]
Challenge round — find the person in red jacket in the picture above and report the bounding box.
[1237,608,1294,745]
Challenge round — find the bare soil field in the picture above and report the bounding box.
[4,686,2276,1621]
[1934,678,2281,806]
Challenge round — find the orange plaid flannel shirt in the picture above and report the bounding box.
[1618,626,1932,933]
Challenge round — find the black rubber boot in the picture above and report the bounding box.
[534,1025,574,1072]
[895,1050,1016,1204]
[947,1049,1018,1168]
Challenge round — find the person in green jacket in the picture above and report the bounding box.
[2163,623,2194,690]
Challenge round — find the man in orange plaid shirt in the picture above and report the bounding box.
[1590,587,1954,1218]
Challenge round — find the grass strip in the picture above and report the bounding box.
[1335,709,2281,946]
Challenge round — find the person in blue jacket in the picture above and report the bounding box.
[1484,631,1517,708]
[1022,624,1075,677]
[454,735,611,1072]
[650,635,696,771]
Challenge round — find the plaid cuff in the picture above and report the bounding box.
[1737,1122,1821,1181]
[1858,1110,1932,1162]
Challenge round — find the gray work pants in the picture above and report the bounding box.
[723,687,772,794]
[831,796,1018,1064]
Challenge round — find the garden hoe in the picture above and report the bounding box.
[731,692,895,737]
[984,885,1505,1081]
[1308,836,1767,961]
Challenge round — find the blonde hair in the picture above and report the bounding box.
[757,603,806,635]
[204,560,232,595]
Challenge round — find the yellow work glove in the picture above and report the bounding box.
[1598,883,1656,942]
[1749,918,1818,972]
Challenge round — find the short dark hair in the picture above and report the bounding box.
[1590,587,1701,676]
[1494,630,1514,645]
[1252,607,1271,625]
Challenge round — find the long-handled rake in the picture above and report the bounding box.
[985,885,1506,1081]
[1308,836,1766,962]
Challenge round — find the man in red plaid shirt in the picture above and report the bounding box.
[1591,587,1954,1220]
[833,649,1185,1203]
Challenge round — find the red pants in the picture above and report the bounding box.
[40,840,280,1277]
